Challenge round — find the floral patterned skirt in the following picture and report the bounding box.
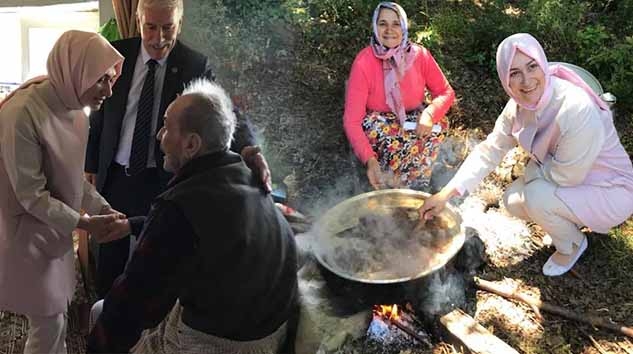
[362,109,448,190]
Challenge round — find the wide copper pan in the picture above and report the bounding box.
[311,189,464,284]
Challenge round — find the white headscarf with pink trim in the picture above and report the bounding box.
[495,33,609,112]
[0,30,123,111]
[371,2,418,126]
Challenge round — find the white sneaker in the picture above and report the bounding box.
[542,236,587,276]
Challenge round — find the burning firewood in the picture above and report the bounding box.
[372,304,433,347]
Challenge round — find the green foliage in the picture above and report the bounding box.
[526,0,588,56]
[427,1,527,69]
[292,0,375,86]
[423,0,633,114]
[99,18,120,42]
[182,0,295,90]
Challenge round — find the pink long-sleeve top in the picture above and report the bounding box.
[343,45,455,164]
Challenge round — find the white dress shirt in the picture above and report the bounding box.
[115,45,167,169]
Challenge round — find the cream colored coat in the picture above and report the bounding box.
[446,78,633,233]
[0,81,109,315]
[0,30,122,316]
[447,33,633,233]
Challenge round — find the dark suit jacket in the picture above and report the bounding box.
[85,38,255,192]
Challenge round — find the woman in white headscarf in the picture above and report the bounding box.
[0,30,123,353]
[421,33,633,276]
[343,2,455,191]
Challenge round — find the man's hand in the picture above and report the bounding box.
[416,111,433,137]
[241,145,272,193]
[95,218,131,244]
[419,187,458,220]
[85,172,97,186]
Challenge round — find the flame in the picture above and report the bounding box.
[374,304,401,320]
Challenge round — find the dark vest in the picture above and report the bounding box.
[158,151,298,340]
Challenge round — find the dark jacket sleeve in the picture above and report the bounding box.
[87,200,197,353]
[128,216,146,236]
[230,108,257,154]
[85,107,104,173]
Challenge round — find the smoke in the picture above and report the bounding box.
[431,134,481,193]
[304,172,364,222]
[419,270,466,317]
[298,170,366,265]
[458,194,533,267]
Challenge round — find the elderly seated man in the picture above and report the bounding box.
[87,78,298,354]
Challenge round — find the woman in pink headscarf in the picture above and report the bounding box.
[344,2,455,191]
[0,30,123,353]
[421,33,633,276]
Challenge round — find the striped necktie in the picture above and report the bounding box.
[128,59,157,175]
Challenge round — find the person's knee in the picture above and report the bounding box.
[523,179,556,218]
[503,180,528,219]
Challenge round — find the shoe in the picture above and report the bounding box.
[542,234,553,246]
[542,236,587,276]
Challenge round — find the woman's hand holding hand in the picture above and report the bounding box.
[77,214,118,238]
[419,187,458,220]
[366,157,384,190]
[416,111,433,137]
[100,205,126,219]
[97,219,131,244]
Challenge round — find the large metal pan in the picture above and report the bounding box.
[311,189,465,285]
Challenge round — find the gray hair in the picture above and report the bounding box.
[180,78,236,153]
[137,0,183,20]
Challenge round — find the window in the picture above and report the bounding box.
[0,13,22,88]
[0,1,98,89]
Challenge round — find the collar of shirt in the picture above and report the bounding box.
[140,44,168,67]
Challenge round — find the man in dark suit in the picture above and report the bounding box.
[85,0,268,298]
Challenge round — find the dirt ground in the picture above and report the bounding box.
[233,51,633,353]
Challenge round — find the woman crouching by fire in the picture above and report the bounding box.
[420,33,633,276]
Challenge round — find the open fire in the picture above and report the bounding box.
[369,304,432,348]
[374,304,400,321]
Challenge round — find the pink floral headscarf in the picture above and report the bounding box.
[371,2,418,126]
[0,30,123,111]
[495,33,608,111]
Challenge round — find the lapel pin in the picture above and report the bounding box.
[171,67,178,74]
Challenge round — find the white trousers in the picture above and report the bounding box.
[503,175,585,254]
[24,313,67,354]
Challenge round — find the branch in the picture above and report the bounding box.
[474,277,633,338]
